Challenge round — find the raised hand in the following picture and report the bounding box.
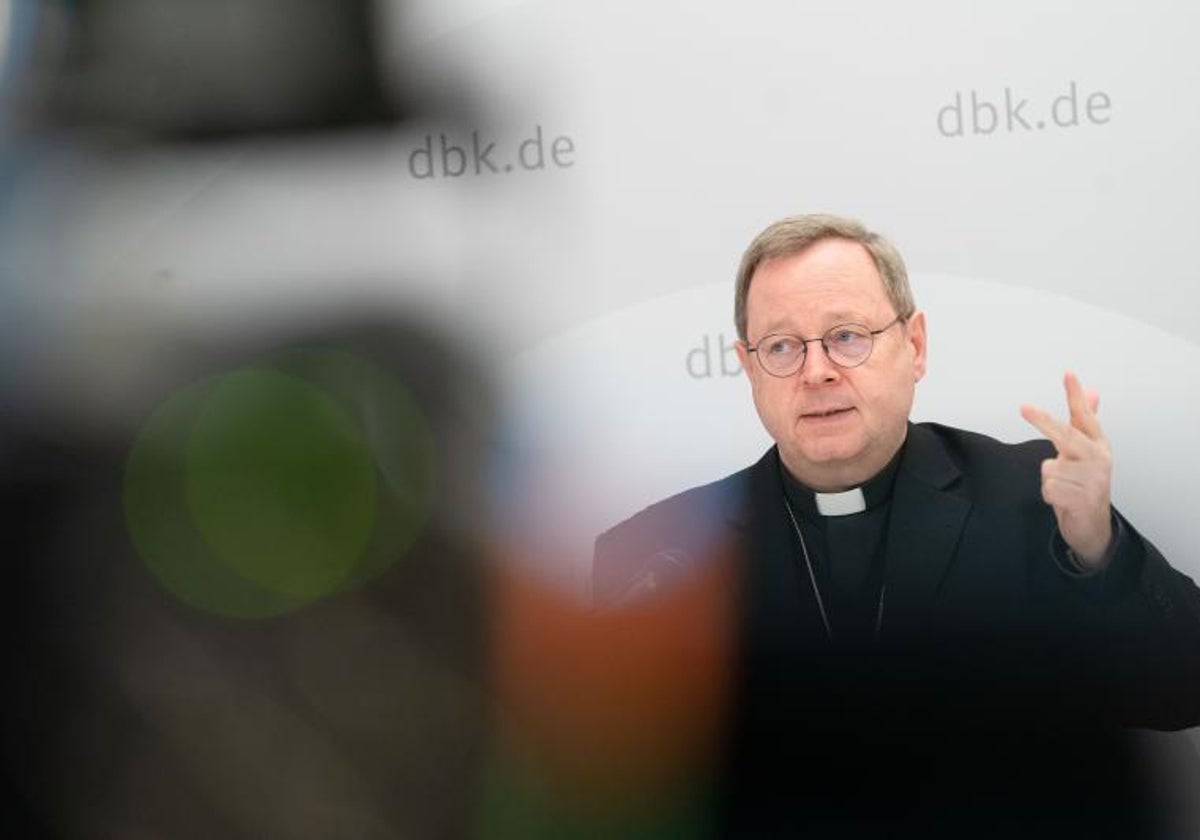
[1020,372,1113,567]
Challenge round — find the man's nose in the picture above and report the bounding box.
[798,340,840,385]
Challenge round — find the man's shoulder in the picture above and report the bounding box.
[592,453,768,603]
[908,421,1054,498]
[613,466,748,520]
[596,459,758,548]
[913,421,1052,467]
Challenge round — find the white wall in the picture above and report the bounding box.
[15,0,1198,589]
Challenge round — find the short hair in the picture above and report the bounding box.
[734,214,915,341]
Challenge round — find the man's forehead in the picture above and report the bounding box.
[748,244,890,333]
[755,238,880,283]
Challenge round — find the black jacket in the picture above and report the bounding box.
[594,422,1200,837]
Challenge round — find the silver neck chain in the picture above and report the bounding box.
[781,495,886,641]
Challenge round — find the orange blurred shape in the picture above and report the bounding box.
[488,544,738,812]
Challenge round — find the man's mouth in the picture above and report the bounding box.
[801,407,854,419]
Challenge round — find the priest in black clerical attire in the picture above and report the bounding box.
[593,214,1200,838]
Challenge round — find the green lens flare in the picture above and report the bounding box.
[124,377,311,618]
[123,349,436,618]
[185,368,376,600]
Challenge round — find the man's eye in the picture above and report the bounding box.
[767,338,798,354]
[830,329,861,345]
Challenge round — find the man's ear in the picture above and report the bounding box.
[907,311,928,382]
[735,339,755,383]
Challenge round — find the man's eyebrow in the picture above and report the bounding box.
[758,317,795,335]
[823,310,871,325]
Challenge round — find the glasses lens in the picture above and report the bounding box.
[758,334,804,375]
[824,325,873,367]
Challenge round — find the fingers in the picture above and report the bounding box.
[1022,372,1109,456]
[1063,371,1103,439]
[1020,403,1069,449]
[1029,373,1115,563]
[1021,408,1110,462]
[1041,456,1111,499]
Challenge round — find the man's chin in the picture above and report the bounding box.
[780,442,870,487]
[792,432,866,464]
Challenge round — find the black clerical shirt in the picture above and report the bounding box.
[779,446,903,644]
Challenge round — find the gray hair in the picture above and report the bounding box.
[734,214,915,340]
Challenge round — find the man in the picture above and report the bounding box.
[593,215,1200,837]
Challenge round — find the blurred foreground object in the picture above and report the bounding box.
[482,542,737,837]
[12,0,402,140]
[0,2,742,834]
[122,345,436,617]
[2,311,495,837]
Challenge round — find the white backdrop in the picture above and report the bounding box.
[12,0,1199,590]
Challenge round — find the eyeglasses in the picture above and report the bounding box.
[746,316,905,377]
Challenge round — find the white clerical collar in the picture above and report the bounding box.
[814,487,867,517]
[778,442,905,519]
